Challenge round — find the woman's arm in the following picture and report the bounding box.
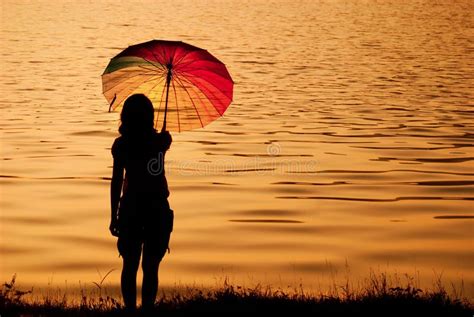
[110,159,123,236]
[161,131,172,151]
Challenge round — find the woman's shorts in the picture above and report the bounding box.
[117,193,173,260]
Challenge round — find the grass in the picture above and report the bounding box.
[1,272,472,316]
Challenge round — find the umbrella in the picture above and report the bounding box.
[102,40,234,132]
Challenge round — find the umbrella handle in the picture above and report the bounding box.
[161,116,167,132]
[161,68,172,133]
[108,94,117,112]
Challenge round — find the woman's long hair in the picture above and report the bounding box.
[119,94,156,137]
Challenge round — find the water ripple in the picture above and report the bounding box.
[229,219,304,224]
[276,196,473,202]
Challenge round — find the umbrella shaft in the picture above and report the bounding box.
[162,69,172,132]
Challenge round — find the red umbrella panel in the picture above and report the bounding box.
[102,40,234,132]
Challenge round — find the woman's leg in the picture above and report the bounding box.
[120,243,141,310]
[141,253,161,311]
[141,198,172,310]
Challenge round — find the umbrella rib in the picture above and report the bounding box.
[173,55,226,71]
[173,48,200,68]
[145,76,166,105]
[138,65,162,73]
[151,49,164,65]
[155,74,168,129]
[159,46,169,65]
[174,74,204,128]
[173,59,205,71]
[112,75,165,111]
[177,72,232,113]
[104,75,161,97]
[157,44,168,65]
[171,79,181,132]
[102,71,155,94]
[142,55,166,72]
[146,43,168,67]
[178,75,217,119]
[176,67,232,83]
[182,73,232,101]
[142,46,166,69]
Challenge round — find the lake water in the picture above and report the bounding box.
[1,0,473,298]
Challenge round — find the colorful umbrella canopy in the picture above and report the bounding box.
[102,40,234,132]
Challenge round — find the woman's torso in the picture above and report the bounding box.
[113,132,170,199]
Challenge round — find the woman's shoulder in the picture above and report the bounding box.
[112,136,125,146]
[152,130,169,140]
[153,131,172,149]
[111,136,125,157]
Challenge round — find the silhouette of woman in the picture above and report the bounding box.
[109,94,173,313]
